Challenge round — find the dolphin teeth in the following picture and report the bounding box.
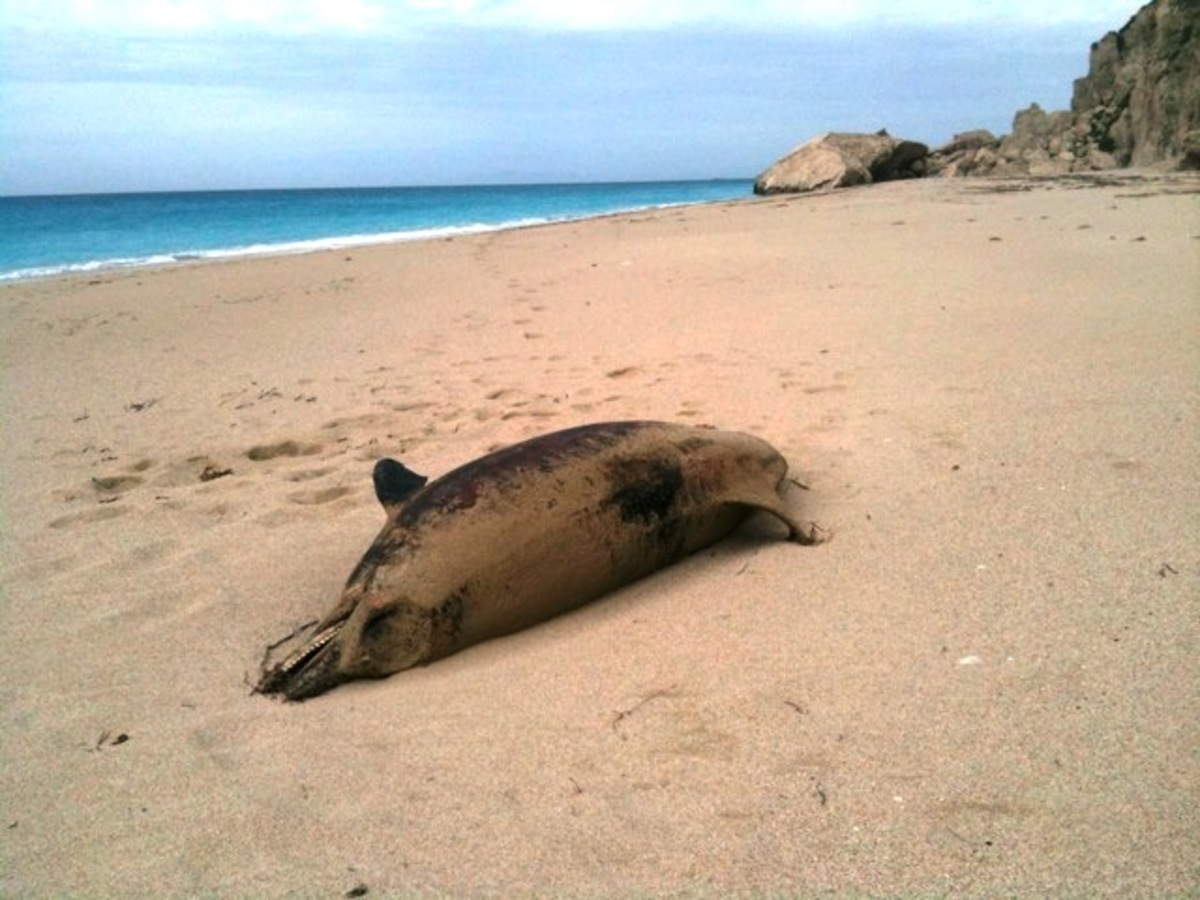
[256,621,343,694]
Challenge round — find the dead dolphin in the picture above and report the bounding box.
[257,420,821,700]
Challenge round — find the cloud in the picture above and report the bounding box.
[3,0,1143,35]
[0,0,1144,194]
[2,0,387,35]
[443,0,1144,30]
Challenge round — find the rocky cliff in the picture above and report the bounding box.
[932,0,1199,175]
[759,0,1199,191]
[1071,0,1198,166]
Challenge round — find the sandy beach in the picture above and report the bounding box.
[2,174,1198,897]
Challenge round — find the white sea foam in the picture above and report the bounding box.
[0,217,551,282]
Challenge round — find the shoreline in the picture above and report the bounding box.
[5,169,1188,286]
[0,180,755,285]
[3,175,1197,896]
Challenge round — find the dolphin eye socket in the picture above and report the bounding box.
[355,604,428,673]
[362,609,396,644]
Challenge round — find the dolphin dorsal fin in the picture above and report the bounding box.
[372,458,428,519]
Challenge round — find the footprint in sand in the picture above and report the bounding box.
[605,366,641,379]
[125,538,181,567]
[49,506,127,530]
[91,474,143,496]
[286,467,335,483]
[147,456,236,489]
[288,485,354,505]
[387,402,436,415]
[500,408,559,421]
[245,440,322,461]
[199,464,234,482]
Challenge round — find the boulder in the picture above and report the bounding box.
[998,103,1080,175]
[1180,128,1200,168]
[927,130,1003,176]
[753,132,929,194]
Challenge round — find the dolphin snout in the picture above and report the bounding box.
[280,641,345,701]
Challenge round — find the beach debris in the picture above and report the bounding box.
[90,729,130,751]
[812,778,829,807]
[784,699,809,716]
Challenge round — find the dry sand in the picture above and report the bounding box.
[2,174,1198,897]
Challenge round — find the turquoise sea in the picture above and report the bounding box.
[0,180,752,282]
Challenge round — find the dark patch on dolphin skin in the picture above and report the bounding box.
[429,586,468,655]
[675,435,716,453]
[397,421,657,527]
[605,457,684,524]
[343,529,409,590]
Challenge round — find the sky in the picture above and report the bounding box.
[1,0,1145,195]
